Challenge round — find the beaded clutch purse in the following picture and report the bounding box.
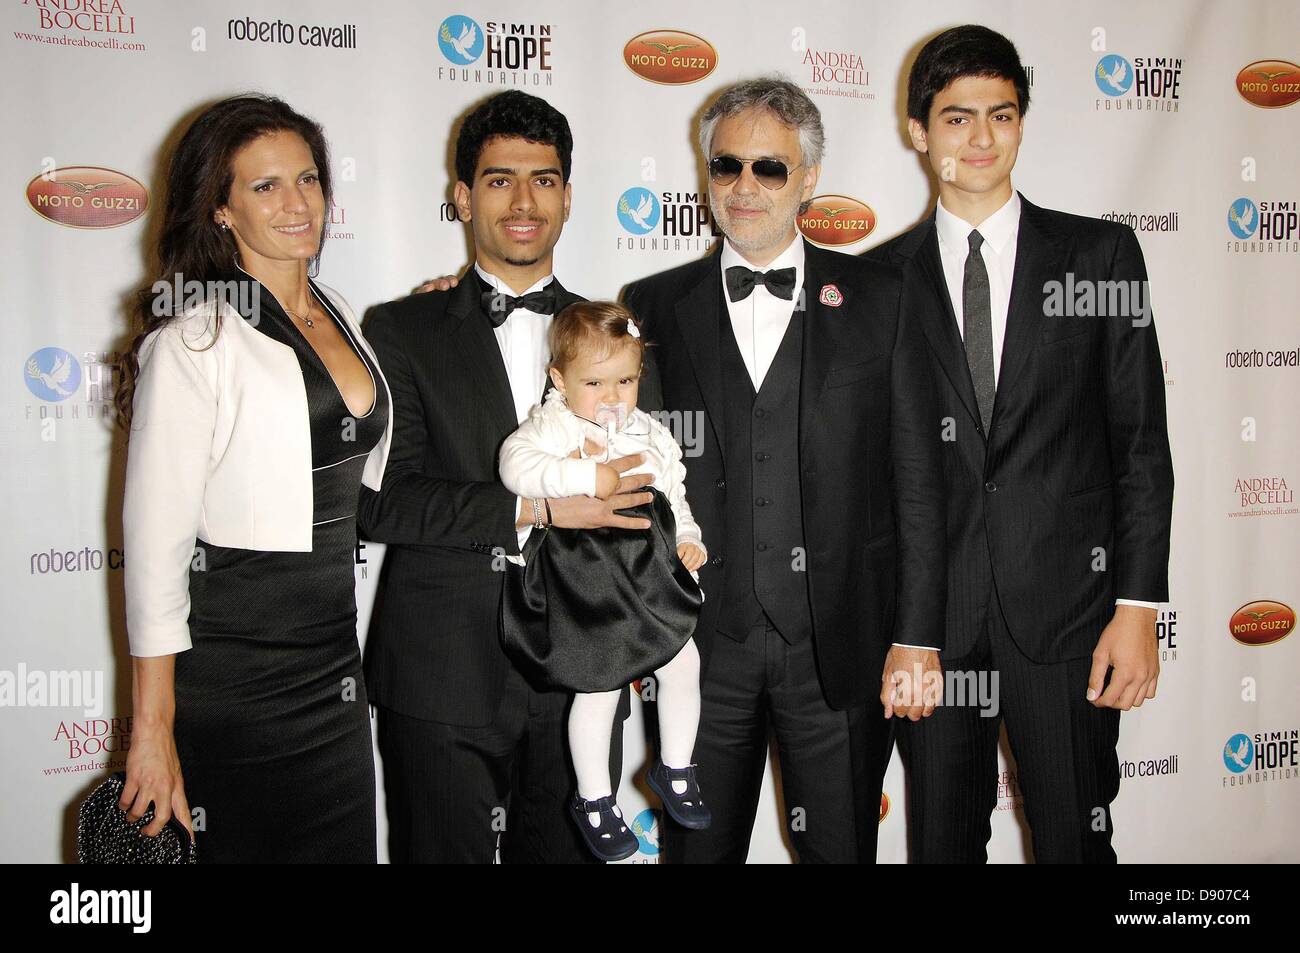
[77,772,197,864]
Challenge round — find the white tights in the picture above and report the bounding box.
[569,637,701,801]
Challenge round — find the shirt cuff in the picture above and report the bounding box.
[1115,599,1160,610]
[514,496,529,552]
[892,643,940,651]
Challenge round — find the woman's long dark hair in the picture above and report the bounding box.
[115,94,334,428]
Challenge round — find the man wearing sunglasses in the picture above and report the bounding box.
[864,26,1173,862]
[624,77,946,863]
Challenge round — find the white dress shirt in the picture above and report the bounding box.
[476,263,554,425]
[474,263,557,547]
[934,193,1157,613]
[934,191,1020,388]
[720,233,805,390]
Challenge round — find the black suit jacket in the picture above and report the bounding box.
[624,239,947,711]
[357,275,586,726]
[864,195,1174,662]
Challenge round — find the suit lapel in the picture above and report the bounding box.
[449,274,517,436]
[995,195,1068,414]
[799,242,858,456]
[898,216,983,429]
[675,252,727,456]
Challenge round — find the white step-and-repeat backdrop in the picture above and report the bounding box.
[2,0,1298,862]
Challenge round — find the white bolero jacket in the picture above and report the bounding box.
[122,282,393,658]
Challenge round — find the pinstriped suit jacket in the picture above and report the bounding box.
[865,195,1173,661]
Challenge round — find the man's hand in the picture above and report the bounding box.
[594,463,620,500]
[415,274,460,294]
[546,454,654,530]
[881,645,943,720]
[1088,604,1159,710]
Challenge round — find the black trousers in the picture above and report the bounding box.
[661,619,893,863]
[376,664,621,863]
[896,600,1121,863]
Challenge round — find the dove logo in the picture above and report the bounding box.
[26,166,148,228]
[1228,198,1258,239]
[797,194,876,247]
[1222,734,1254,773]
[1229,600,1295,647]
[438,14,484,64]
[1095,55,1134,96]
[617,188,661,235]
[1236,60,1300,108]
[623,30,717,85]
[631,808,659,857]
[24,348,82,403]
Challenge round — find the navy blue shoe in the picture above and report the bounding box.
[569,794,639,862]
[647,760,712,830]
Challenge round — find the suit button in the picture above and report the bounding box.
[715,478,726,489]
[755,452,769,462]
[710,554,725,567]
[984,481,998,493]
[755,497,768,506]
[756,543,768,552]
[754,408,766,418]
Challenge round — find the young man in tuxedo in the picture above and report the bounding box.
[624,78,947,863]
[865,25,1174,862]
[358,91,654,863]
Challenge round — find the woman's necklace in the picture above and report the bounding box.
[283,301,315,328]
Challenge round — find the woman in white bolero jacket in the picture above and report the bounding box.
[115,96,392,863]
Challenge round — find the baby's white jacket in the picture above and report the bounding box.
[499,387,707,562]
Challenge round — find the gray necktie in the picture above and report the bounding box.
[963,229,995,434]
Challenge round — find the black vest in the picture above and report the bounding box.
[715,300,813,644]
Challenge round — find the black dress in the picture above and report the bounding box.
[173,282,388,863]
[500,486,703,694]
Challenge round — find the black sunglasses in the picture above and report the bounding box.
[708,156,801,190]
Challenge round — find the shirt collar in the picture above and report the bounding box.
[543,385,640,435]
[935,190,1021,256]
[719,231,805,282]
[474,262,553,297]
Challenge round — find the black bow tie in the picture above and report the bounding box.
[725,265,797,302]
[479,282,557,327]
